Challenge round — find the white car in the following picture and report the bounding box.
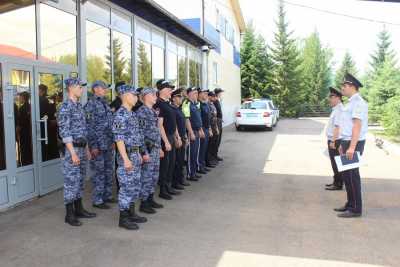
[235,99,278,131]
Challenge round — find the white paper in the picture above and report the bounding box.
[335,152,364,172]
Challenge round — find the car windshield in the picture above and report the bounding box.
[242,101,268,109]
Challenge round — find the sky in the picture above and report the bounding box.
[239,0,400,74]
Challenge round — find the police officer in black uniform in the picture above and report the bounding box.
[154,79,182,200]
[212,88,224,162]
[171,88,190,189]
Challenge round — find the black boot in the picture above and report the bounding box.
[74,198,96,218]
[119,210,139,230]
[159,185,173,200]
[129,203,148,223]
[140,199,156,214]
[167,186,181,195]
[148,193,163,209]
[65,203,82,226]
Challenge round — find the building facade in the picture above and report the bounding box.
[155,0,245,126]
[0,0,214,210]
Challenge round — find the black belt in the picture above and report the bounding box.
[73,142,87,147]
[126,146,140,154]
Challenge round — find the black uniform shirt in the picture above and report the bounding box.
[213,99,223,119]
[172,104,186,138]
[154,98,177,136]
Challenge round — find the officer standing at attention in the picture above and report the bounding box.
[207,91,219,168]
[184,87,205,181]
[171,88,191,189]
[198,89,212,174]
[213,88,224,162]
[58,78,96,227]
[110,81,126,193]
[154,79,182,200]
[137,87,164,214]
[112,85,147,230]
[325,87,344,191]
[335,73,368,218]
[85,81,116,210]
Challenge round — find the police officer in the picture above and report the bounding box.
[85,81,116,210]
[154,79,182,199]
[171,88,190,189]
[207,91,219,167]
[213,88,224,162]
[198,89,212,174]
[137,87,164,214]
[325,87,344,191]
[335,73,368,218]
[184,87,205,181]
[58,78,96,227]
[112,84,147,230]
[110,81,126,193]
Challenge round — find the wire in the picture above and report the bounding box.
[283,0,400,27]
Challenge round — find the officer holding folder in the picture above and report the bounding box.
[334,73,368,218]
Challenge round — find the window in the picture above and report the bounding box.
[0,1,36,59]
[212,62,218,85]
[152,46,165,86]
[189,49,201,87]
[111,10,132,34]
[12,70,33,167]
[113,31,132,84]
[38,72,63,161]
[137,40,152,87]
[84,1,110,26]
[86,21,111,100]
[167,51,178,86]
[0,65,6,170]
[40,4,77,65]
[177,44,187,87]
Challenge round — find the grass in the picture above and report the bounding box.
[370,129,400,144]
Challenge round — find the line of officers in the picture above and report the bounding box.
[325,73,368,218]
[57,78,225,229]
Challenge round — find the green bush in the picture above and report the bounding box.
[381,96,400,136]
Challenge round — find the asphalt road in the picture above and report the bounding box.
[0,118,399,267]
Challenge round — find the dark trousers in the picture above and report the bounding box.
[340,140,366,214]
[159,135,176,187]
[216,118,223,155]
[173,144,185,185]
[187,130,200,178]
[328,140,343,187]
[208,130,219,163]
[198,128,209,171]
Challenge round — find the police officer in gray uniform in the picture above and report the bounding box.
[335,73,368,218]
[112,84,148,230]
[85,81,116,210]
[325,87,344,191]
[137,87,164,214]
[58,78,96,227]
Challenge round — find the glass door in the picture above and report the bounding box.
[34,67,68,195]
[4,63,38,203]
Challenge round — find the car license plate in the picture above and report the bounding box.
[246,113,258,118]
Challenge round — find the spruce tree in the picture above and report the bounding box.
[334,52,357,89]
[299,31,333,106]
[240,23,257,98]
[270,0,303,117]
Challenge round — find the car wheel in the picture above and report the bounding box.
[265,126,273,131]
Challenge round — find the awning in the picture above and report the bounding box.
[110,0,214,48]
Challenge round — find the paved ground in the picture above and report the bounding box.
[1,118,400,267]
